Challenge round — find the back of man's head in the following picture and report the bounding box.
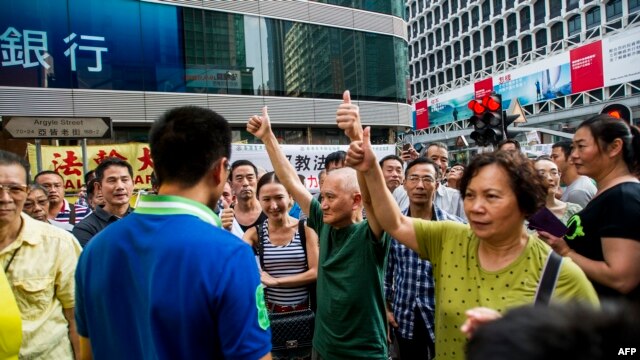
[0,150,29,183]
[467,301,640,360]
[95,157,133,182]
[149,106,231,187]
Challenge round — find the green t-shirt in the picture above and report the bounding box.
[413,220,599,360]
[307,199,390,359]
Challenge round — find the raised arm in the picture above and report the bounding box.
[247,107,313,215]
[336,90,383,238]
[347,127,419,252]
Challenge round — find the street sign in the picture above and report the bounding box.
[2,116,112,139]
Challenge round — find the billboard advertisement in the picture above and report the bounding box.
[493,53,572,110]
[426,84,474,127]
[602,25,640,86]
[570,40,604,93]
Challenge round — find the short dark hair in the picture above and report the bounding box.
[34,170,62,184]
[0,150,30,183]
[379,155,404,168]
[498,138,521,151]
[95,157,133,182]
[325,150,347,170]
[577,114,640,174]
[231,160,258,179]
[86,178,99,198]
[404,157,441,179]
[256,171,286,197]
[552,140,572,159]
[149,106,231,187]
[467,301,640,360]
[425,142,447,156]
[84,170,96,185]
[459,151,546,217]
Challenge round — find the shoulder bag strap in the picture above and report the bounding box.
[298,219,308,270]
[255,221,266,270]
[69,203,76,225]
[534,251,563,306]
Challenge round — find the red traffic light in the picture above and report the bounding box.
[601,103,632,123]
[482,95,501,112]
[468,100,486,115]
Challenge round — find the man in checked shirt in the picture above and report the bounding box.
[384,157,465,359]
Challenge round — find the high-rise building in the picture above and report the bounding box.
[407,0,640,149]
[0,0,410,147]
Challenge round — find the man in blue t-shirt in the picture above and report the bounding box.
[75,106,272,360]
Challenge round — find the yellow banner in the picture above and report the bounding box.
[27,143,154,191]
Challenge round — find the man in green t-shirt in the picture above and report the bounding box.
[247,95,390,360]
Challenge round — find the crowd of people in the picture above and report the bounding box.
[0,90,638,360]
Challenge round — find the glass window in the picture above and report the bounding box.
[586,7,601,29]
[453,18,460,37]
[534,0,546,25]
[495,20,504,41]
[442,3,449,20]
[567,15,581,36]
[462,12,470,32]
[0,0,72,89]
[520,7,531,31]
[566,0,579,11]
[606,0,623,20]
[493,0,503,13]
[508,41,518,58]
[483,26,492,47]
[496,46,506,63]
[535,29,548,47]
[482,0,491,21]
[550,22,564,42]
[484,52,494,67]
[464,60,472,75]
[420,38,427,54]
[473,56,483,71]
[507,13,517,37]
[630,0,640,13]
[454,41,461,60]
[455,64,462,78]
[421,58,428,74]
[472,7,480,27]
[463,36,471,56]
[549,0,561,18]
[472,31,481,51]
[68,0,144,91]
[521,34,532,53]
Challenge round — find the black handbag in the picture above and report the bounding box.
[255,220,315,350]
[269,307,315,350]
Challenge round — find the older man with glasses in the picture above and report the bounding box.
[0,150,82,359]
[34,170,91,227]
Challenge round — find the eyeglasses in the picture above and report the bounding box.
[406,175,436,184]
[0,183,28,195]
[23,199,49,210]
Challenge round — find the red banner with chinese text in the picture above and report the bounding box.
[27,143,154,192]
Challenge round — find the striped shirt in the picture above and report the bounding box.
[384,205,465,341]
[257,220,309,305]
[51,199,91,226]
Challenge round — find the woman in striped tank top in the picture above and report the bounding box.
[243,172,319,360]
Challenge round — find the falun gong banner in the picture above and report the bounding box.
[230,144,395,192]
[27,143,395,193]
[27,143,154,191]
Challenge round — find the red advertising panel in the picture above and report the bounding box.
[570,41,604,93]
[415,100,429,130]
[474,78,494,99]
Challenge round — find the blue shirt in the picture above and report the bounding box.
[384,205,464,341]
[75,195,271,360]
